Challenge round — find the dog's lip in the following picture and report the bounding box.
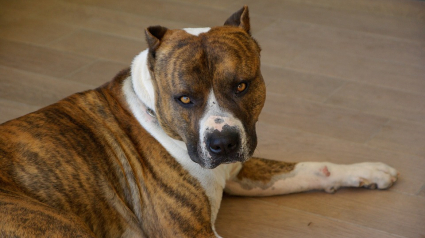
[187,146,245,168]
[199,153,248,169]
[203,157,246,169]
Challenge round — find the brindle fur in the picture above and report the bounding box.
[146,25,265,165]
[237,158,297,183]
[0,70,214,237]
[0,6,304,237]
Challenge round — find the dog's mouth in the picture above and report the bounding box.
[203,152,250,169]
[187,144,250,169]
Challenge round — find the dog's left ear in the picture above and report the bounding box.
[145,26,168,57]
[224,5,250,35]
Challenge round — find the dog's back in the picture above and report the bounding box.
[0,82,131,237]
[0,70,216,237]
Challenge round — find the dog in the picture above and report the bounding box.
[0,6,398,238]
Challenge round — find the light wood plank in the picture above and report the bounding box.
[49,30,145,64]
[216,196,403,238]
[0,0,58,20]
[68,0,275,34]
[284,0,425,20]
[261,94,388,143]
[0,99,40,124]
[34,2,200,40]
[262,64,345,102]
[246,1,425,43]
[0,66,92,107]
[0,18,76,46]
[0,39,94,78]
[325,82,425,123]
[285,50,425,95]
[254,19,424,68]
[257,189,425,238]
[418,186,425,198]
[65,60,128,87]
[368,120,425,157]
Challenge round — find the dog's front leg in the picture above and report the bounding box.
[224,158,398,196]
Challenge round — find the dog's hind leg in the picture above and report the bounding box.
[224,158,398,196]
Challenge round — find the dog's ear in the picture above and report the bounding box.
[145,25,168,57]
[145,25,168,70]
[224,6,250,34]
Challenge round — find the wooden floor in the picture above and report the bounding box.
[1,0,424,237]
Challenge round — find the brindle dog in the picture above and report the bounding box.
[0,6,397,238]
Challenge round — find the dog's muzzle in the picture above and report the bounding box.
[194,99,251,169]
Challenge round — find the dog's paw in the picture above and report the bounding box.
[346,162,398,190]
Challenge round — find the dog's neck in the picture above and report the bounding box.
[126,49,182,149]
[131,49,156,116]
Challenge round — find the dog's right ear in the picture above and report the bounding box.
[145,26,168,70]
[224,6,250,35]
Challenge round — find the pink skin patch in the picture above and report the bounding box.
[321,166,331,177]
[204,116,237,132]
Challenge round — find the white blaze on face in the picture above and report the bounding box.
[183,27,211,36]
[199,90,248,164]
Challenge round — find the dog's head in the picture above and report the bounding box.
[143,6,265,169]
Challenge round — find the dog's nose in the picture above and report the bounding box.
[207,129,240,156]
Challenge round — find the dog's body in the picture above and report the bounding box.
[0,7,398,238]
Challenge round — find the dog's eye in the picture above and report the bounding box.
[236,82,247,94]
[179,96,192,104]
